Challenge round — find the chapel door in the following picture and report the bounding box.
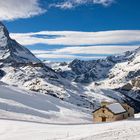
[102,117,106,122]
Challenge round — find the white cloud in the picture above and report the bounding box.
[10,30,140,46]
[32,45,138,56]
[0,0,46,20]
[51,0,115,9]
[53,45,138,55]
[10,30,140,60]
[93,0,115,6]
[51,1,74,9]
[32,51,106,60]
[31,45,138,60]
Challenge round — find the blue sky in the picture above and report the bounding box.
[1,0,140,61]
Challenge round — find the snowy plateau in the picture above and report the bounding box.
[0,22,140,140]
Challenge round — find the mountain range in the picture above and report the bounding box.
[0,22,140,112]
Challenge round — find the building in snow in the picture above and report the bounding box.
[92,102,134,123]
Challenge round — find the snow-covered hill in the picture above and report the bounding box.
[0,83,92,124]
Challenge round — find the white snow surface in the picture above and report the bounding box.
[0,83,92,124]
[106,103,126,114]
[0,115,140,140]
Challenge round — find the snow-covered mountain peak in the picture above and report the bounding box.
[0,22,9,36]
[0,22,9,47]
[0,22,40,64]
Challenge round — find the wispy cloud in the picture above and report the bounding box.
[31,50,106,60]
[10,30,140,46]
[10,30,140,61]
[52,45,138,55]
[50,0,115,9]
[0,0,46,20]
[31,45,138,60]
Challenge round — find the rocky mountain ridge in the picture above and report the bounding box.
[0,22,107,110]
[0,21,140,112]
[45,46,140,112]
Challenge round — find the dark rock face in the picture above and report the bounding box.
[131,77,140,88]
[122,83,133,91]
[0,69,5,77]
[121,77,140,91]
[127,70,140,79]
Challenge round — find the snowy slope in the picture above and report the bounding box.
[0,83,139,140]
[0,115,140,140]
[0,83,92,124]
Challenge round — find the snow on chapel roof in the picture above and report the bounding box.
[106,103,126,114]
